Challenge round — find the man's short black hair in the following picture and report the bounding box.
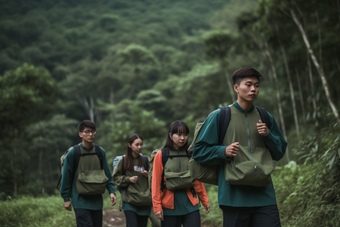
[232,67,262,85]
[78,120,96,132]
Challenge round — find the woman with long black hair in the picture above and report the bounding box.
[113,134,152,227]
[152,120,210,227]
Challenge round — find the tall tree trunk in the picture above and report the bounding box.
[287,2,340,124]
[296,68,306,122]
[77,96,97,122]
[306,51,319,127]
[127,67,139,99]
[90,96,95,122]
[276,25,300,137]
[315,11,323,69]
[264,43,290,163]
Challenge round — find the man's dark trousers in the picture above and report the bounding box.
[221,205,281,227]
[74,208,103,227]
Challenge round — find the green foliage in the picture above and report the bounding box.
[0,63,57,129]
[0,195,76,227]
[272,160,340,226]
[295,123,340,168]
[96,106,166,164]
[203,30,235,61]
[98,14,120,32]
[1,2,339,219]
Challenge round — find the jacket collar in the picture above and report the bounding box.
[233,101,255,114]
[80,142,93,151]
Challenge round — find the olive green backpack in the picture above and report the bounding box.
[57,144,108,195]
[149,148,195,191]
[189,105,271,187]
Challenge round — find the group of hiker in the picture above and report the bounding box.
[59,67,288,227]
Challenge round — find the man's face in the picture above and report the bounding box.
[79,127,96,143]
[234,76,260,103]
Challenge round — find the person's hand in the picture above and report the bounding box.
[225,142,239,157]
[257,120,269,136]
[204,205,210,214]
[155,210,164,221]
[64,201,72,211]
[141,170,148,178]
[130,176,138,183]
[110,193,116,206]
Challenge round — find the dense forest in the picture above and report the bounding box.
[1,0,340,226]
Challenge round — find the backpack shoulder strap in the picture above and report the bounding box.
[219,106,231,145]
[73,145,81,173]
[94,144,103,169]
[161,148,169,191]
[142,156,149,171]
[255,106,271,130]
[122,156,126,175]
[162,148,169,167]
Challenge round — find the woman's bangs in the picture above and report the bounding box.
[172,122,189,134]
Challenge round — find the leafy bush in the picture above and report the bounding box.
[273,160,340,227]
[273,123,340,227]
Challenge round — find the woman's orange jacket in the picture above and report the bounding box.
[152,150,210,213]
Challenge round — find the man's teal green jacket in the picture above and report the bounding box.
[60,143,115,210]
[193,101,287,207]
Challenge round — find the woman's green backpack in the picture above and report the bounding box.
[149,148,195,191]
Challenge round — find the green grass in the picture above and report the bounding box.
[0,195,76,227]
[0,191,122,227]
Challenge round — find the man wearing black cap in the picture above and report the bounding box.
[193,67,287,227]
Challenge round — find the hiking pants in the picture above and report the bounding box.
[124,210,149,227]
[220,205,281,227]
[161,210,201,227]
[74,209,102,227]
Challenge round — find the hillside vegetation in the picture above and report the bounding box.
[1,0,340,226]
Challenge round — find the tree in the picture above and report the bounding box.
[0,63,58,196]
[203,30,236,102]
[118,44,160,99]
[283,0,340,124]
[26,115,77,195]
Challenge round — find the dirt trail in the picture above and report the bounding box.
[103,209,126,227]
[102,209,212,227]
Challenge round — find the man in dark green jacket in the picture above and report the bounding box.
[60,120,116,227]
[193,68,287,227]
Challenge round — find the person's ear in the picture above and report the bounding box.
[169,133,172,140]
[234,84,239,93]
[128,143,132,148]
[79,132,83,138]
